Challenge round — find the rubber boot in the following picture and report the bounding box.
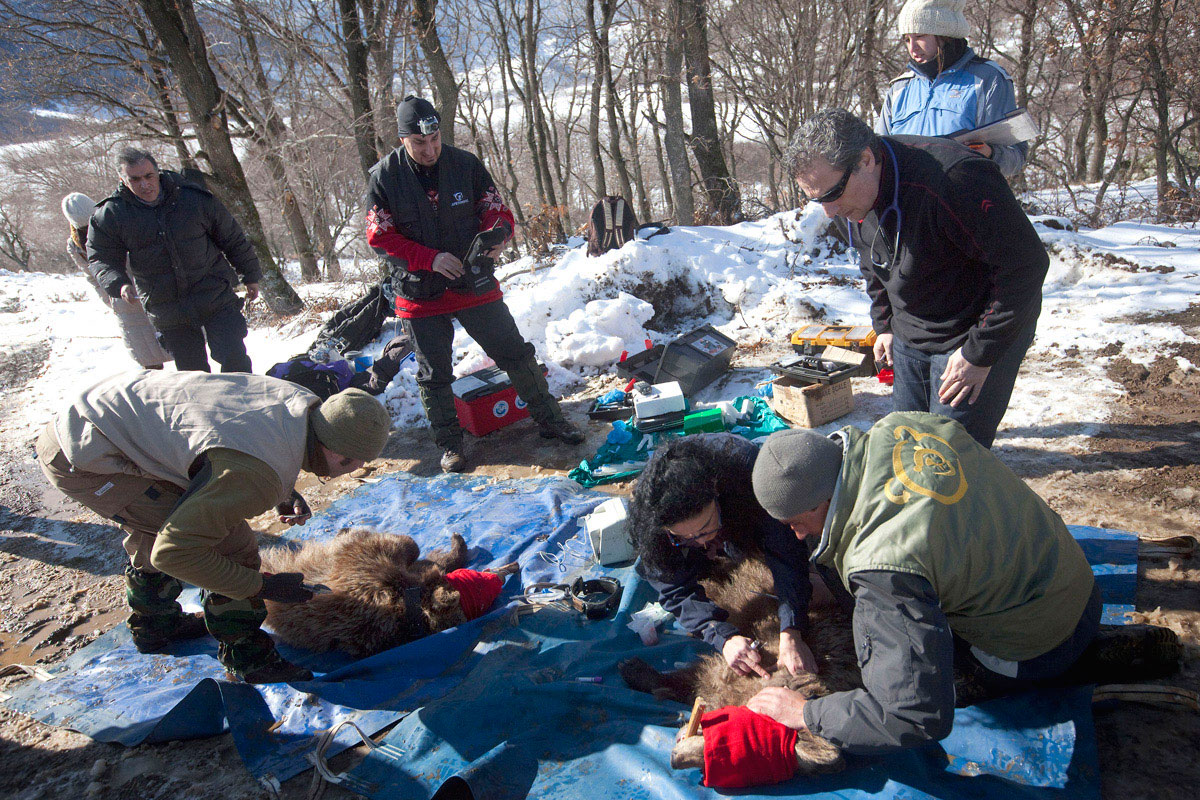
[125,566,210,653]
[504,355,584,443]
[202,591,312,683]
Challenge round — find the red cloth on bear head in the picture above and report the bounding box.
[700,705,799,789]
[443,569,503,619]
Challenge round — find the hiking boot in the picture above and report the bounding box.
[130,611,211,654]
[441,446,468,473]
[538,419,585,445]
[1065,624,1182,685]
[234,654,314,684]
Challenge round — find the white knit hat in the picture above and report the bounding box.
[61,193,96,228]
[897,0,971,38]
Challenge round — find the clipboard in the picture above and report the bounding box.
[945,108,1039,147]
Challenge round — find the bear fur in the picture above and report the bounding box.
[259,528,514,658]
[619,558,857,774]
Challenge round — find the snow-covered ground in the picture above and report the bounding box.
[3,203,1198,455]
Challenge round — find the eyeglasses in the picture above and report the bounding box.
[808,163,855,204]
[665,505,723,548]
[416,115,440,135]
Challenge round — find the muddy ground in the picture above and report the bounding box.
[1,334,1197,800]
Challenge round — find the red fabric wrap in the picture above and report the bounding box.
[700,705,799,789]
[444,569,503,620]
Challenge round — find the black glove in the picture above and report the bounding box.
[275,491,312,525]
[257,572,314,604]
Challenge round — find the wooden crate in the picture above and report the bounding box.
[768,375,854,428]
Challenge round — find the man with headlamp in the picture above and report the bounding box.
[365,96,583,472]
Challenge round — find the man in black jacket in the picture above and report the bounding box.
[365,96,583,473]
[786,109,1047,447]
[88,147,261,373]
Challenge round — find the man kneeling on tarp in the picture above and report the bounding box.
[37,371,392,684]
[743,412,1179,754]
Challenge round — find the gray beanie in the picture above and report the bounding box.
[311,389,392,462]
[896,0,971,38]
[751,428,843,520]
[61,192,96,228]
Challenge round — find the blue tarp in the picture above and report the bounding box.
[344,527,1127,800]
[3,470,1136,799]
[3,472,608,786]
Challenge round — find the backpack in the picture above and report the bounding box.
[586,196,671,256]
[311,284,395,357]
[267,357,355,401]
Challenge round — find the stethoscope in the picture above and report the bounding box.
[847,139,902,272]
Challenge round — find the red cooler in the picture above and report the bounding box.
[451,364,547,436]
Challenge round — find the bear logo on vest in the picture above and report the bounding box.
[492,400,510,418]
[884,426,968,506]
[451,191,468,207]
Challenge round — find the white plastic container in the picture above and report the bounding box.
[632,381,685,418]
[584,497,634,566]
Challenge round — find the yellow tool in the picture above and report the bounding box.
[790,324,877,351]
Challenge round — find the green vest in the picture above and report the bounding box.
[817,412,1094,661]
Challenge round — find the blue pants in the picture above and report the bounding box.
[157,303,252,373]
[890,321,1036,449]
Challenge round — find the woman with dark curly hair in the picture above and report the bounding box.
[629,432,818,676]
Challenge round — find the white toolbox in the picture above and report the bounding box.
[631,381,685,419]
[583,497,634,566]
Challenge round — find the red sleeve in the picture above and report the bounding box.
[365,205,439,272]
[476,187,516,242]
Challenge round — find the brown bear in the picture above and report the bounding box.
[259,528,517,658]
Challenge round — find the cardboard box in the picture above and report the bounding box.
[768,375,854,428]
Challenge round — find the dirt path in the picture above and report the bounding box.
[1,345,1197,799]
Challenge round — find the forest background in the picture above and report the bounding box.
[0,0,1196,314]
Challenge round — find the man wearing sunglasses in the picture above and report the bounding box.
[787,108,1047,448]
[365,96,583,473]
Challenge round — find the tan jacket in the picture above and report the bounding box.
[57,371,320,598]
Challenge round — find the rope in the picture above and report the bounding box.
[304,720,383,800]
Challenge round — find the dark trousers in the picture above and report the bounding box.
[890,319,1036,449]
[955,582,1102,694]
[403,300,563,450]
[157,303,252,373]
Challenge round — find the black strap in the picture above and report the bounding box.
[636,222,671,241]
[569,576,623,620]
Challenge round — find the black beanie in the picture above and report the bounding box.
[396,95,440,137]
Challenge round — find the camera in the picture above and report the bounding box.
[454,222,511,295]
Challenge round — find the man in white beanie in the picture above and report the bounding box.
[743,416,1178,755]
[876,0,1027,176]
[36,371,393,683]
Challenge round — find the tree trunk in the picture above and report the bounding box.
[362,0,399,147]
[585,0,608,197]
[232,0,320,282]
[136,0,302,314]
[411,0,460,148]
[338,0,380,178]
[661,0,694,223]
[680,0,739,223]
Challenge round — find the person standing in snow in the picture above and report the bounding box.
[364,96,583,473]
[87,147,260,373]
[787,109,1046,448]
[875,0,1027,177]
[36,371,392,683]
[61,192,171,370]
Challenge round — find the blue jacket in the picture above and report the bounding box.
[876,48,1027,177]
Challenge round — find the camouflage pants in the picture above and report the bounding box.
[124,565,190,646]
[201,591,280,677]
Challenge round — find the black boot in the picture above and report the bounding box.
[1062,624,1182,685]
[538,418,585,445]
[125,566,212,653]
